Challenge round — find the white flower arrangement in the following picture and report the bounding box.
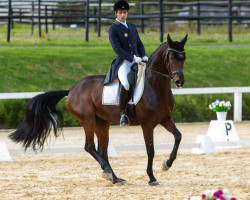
[209,100,231,112]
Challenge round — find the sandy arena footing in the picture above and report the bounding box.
[0,122,249,200]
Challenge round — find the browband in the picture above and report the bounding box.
[167,47,185,53]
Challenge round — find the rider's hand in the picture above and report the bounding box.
[142,55,149,62]
[133,55,142,64]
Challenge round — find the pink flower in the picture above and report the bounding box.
[219,196,226,200]
[214,190,223,197]
[201,194,206,199]
[231,198,237,200]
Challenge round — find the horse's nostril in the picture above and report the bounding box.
[175,80,181,85]
[175,79,184,88]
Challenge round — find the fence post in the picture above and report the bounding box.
[98,0,102,37]
[45,5,48,34]
[197,0,200,35]
[85,0,89,42]
[159,0,164,42]
[31,2,34,35]
[7,0,12,42]
[228,0,232,42]
[141,0,145,33]
[234,92,242,122]
[38,0,42,37]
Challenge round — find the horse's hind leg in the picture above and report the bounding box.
[95,116,125,184]
[80,119,114,183]
[161,116,182,170]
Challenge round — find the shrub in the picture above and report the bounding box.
[0,99,28,128]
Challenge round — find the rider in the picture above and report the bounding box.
[104,0,148,126]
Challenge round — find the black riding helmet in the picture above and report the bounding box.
[114,0,130,11]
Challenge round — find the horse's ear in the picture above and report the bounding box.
[181,34,188,46]
[167,34,174,47]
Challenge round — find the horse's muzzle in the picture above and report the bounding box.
[174,74,185,88]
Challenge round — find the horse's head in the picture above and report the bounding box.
[166,34,187,88]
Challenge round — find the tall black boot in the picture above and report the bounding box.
[119,86,130,126]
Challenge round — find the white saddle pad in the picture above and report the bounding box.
[102,66,146,105]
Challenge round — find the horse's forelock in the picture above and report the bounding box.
[174,51,186,61]
[169,41,185,52]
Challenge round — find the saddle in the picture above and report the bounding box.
[102,63,145,106]
[126,63,143,101]
[113,63,143,101]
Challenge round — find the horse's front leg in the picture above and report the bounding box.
[161,116,182,170]
[141,125,159,186]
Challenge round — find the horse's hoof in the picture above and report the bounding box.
[102,172,113,182]
[114,178,126,185]
[148,181,160,186]
[162,160,170,171]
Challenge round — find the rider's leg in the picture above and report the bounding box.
[118,61,133,126]
[119,85,129,126]
[118,60,133,91]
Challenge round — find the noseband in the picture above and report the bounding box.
[147,47,185,79]
[166,47,185,79]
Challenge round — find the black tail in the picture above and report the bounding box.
[9,90,69,151]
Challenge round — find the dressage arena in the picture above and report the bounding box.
[0,122,250,200]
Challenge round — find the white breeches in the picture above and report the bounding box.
[118,60,134,91]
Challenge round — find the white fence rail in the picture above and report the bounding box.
[1,87,250,122]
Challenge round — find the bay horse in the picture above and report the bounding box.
[9,34,187,186]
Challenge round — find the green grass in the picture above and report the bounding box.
[0,45,250,92]
[184,47,250,88]
[0,47,115,92]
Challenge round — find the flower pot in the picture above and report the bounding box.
[216,112,227,121]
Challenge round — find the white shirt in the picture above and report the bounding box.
[116,18,128,28]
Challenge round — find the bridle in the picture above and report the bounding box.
[146,47,185,79]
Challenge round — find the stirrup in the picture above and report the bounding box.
[120,114,130,126]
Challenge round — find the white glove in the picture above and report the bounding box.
[133,55,142,64]
[142,55,149,62]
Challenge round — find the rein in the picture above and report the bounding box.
[146,67,172,78]
[146,47,185,79]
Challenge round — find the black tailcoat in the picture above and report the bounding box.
[104,20,146,85]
